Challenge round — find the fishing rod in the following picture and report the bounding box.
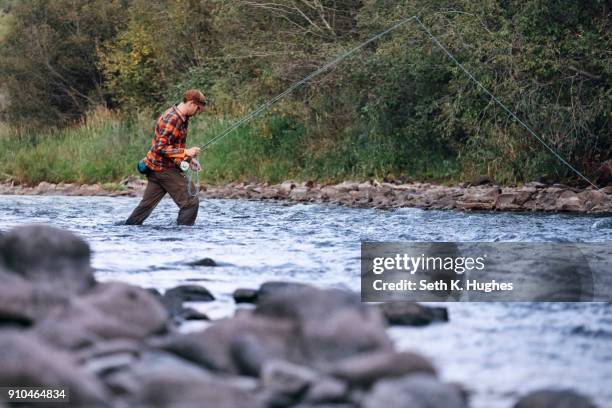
[186,15,603,196]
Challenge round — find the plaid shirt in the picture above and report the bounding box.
[144,106,189,172]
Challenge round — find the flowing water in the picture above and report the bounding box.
[1,195,611,407]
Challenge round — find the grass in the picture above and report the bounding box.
[0,108,463,186]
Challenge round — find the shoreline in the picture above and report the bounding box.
[1,178,610,213]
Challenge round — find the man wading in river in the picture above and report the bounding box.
[125,90,206,226]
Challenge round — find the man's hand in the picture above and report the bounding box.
[190,158,202,172]
[185,147,201,157]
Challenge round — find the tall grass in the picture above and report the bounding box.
[0,108,461,186]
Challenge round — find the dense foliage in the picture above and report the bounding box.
[0,0,610,185]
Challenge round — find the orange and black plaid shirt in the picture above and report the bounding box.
[144,106,189,172]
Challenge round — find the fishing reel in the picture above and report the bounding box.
[180,158,202,172]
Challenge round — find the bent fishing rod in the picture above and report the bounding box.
[189,15,602,194]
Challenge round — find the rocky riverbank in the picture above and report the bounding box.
[0,224,599,407]
[1,177,611,213]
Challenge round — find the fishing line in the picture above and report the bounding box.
[187,15,602,196]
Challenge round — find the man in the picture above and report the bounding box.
[126,90,206,226]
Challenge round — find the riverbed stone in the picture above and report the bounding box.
[156,314,298,376]
[261,359,318,397]
[0,224,95,294]
[122,351,264,408]
[234,288,259,303]
[328,351,436,386]
[362,374,467,408]
[187,257,217,267]
[255,284,393,369]
[36,282,168,348]
[165,284,215,302]
[513,389,595,408]
[378,302,448,326]
[0,331,112,407]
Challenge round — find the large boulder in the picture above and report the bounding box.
[156,314,298,376]
[254,284,392,369]
[0,269,69,326]
[0,224,95,294]
[36,282,168,349]
[118,351,263,408]
[0,331,112,408]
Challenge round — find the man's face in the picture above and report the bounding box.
[187,101,205,116]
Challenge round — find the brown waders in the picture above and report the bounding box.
[125,168,199,225]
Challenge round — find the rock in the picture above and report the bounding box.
[0,331,112,407]
[156,315,297,376]
[329,351,436,386]
[525,181,547,188]
[303,376,348,404]
[278,181,297,195]
[336,181,360,192]
[257,281,312,301]
[179,307,209,321]
[165,284,215,302]
[255,284,392,369]
[187,257,217,267]
[0,224,95,294]
[0,269,39,326]
[362,374,467,408]
[261,360,318,397]
[234,288,259,303]
[470,175,491,186]
[514,389,595,408]
[290,187,310,200]
[36,282,168,348]
[378,302,448,326]
[116,351,263,408]
[556,190,583,212]
[578,189,608,211]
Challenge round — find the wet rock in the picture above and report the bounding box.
[513,389,595,408]
[255,284,392,369]
[257,281,312,301]
[378,302,448,326]
[179,307,209,321]
[234,288,259,303]
[165,284,215,302]
[0,331,112,407]
[362,374,467,408]
[156,315,297,376]
[0,224,95,294]
[329,351,436,386]
[36,282,168,348]
[187,257,217,267]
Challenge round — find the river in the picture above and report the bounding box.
[0,194,611,407]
